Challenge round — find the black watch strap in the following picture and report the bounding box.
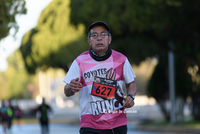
[127,94,135,100]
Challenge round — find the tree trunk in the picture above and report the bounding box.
[191,90,200,121]
[157,100,170,121]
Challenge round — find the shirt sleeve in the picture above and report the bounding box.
[123,58,136,84]
[63,60,80,84]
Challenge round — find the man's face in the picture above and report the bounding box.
[87,26,111,55]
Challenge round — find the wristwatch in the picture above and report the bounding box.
[127,94,135,100]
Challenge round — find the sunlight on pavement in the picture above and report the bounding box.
[0,123,181,134]
[0,123,79,134]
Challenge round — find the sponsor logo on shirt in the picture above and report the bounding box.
[84,68,107,83]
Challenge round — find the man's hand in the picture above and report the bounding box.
[123,81,137,108]
[123,96,135,108]
[69,77,82,92]
[64,77,82,97]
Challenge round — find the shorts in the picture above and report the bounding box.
[80,125,127,134]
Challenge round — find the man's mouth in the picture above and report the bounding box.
[96,43,104,46]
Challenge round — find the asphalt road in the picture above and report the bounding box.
[0,122,189,134]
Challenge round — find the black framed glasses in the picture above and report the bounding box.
[90,31,109,39]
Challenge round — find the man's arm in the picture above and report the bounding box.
[64,84,75,97]
[123,80,137,108]
[64,77,82,97]
[126,80,137,96]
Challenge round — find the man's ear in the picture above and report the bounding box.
[109,36,112,44]
[87,38,91,46]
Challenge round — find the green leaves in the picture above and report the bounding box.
[20,0,88,73]
[70,0,200,66]
[20,0,200,72]
[0,49,34,99]
[0,0,26,40]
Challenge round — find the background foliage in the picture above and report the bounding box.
[0,0,26,40]
[0,49,36,99]
[0,0,28,99]
[70,0,200,67]
[20,0,88,74]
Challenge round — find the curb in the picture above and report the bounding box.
[136,125,200,134]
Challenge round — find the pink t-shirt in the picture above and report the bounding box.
[63,50,136,129]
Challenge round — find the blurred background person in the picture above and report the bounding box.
[7,100,14,134]
[15,104,22,128]
[0,100,8,134]
[36,98,52,134]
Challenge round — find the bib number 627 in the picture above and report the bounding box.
[91,83,116,99]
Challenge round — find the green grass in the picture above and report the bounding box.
[13,118,38,124]
[142,120,200,128]
[177,120,200,125]
[177,121,200,128]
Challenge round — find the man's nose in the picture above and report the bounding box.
[97,35,102,40]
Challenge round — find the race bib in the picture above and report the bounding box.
[91,76,117,99]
